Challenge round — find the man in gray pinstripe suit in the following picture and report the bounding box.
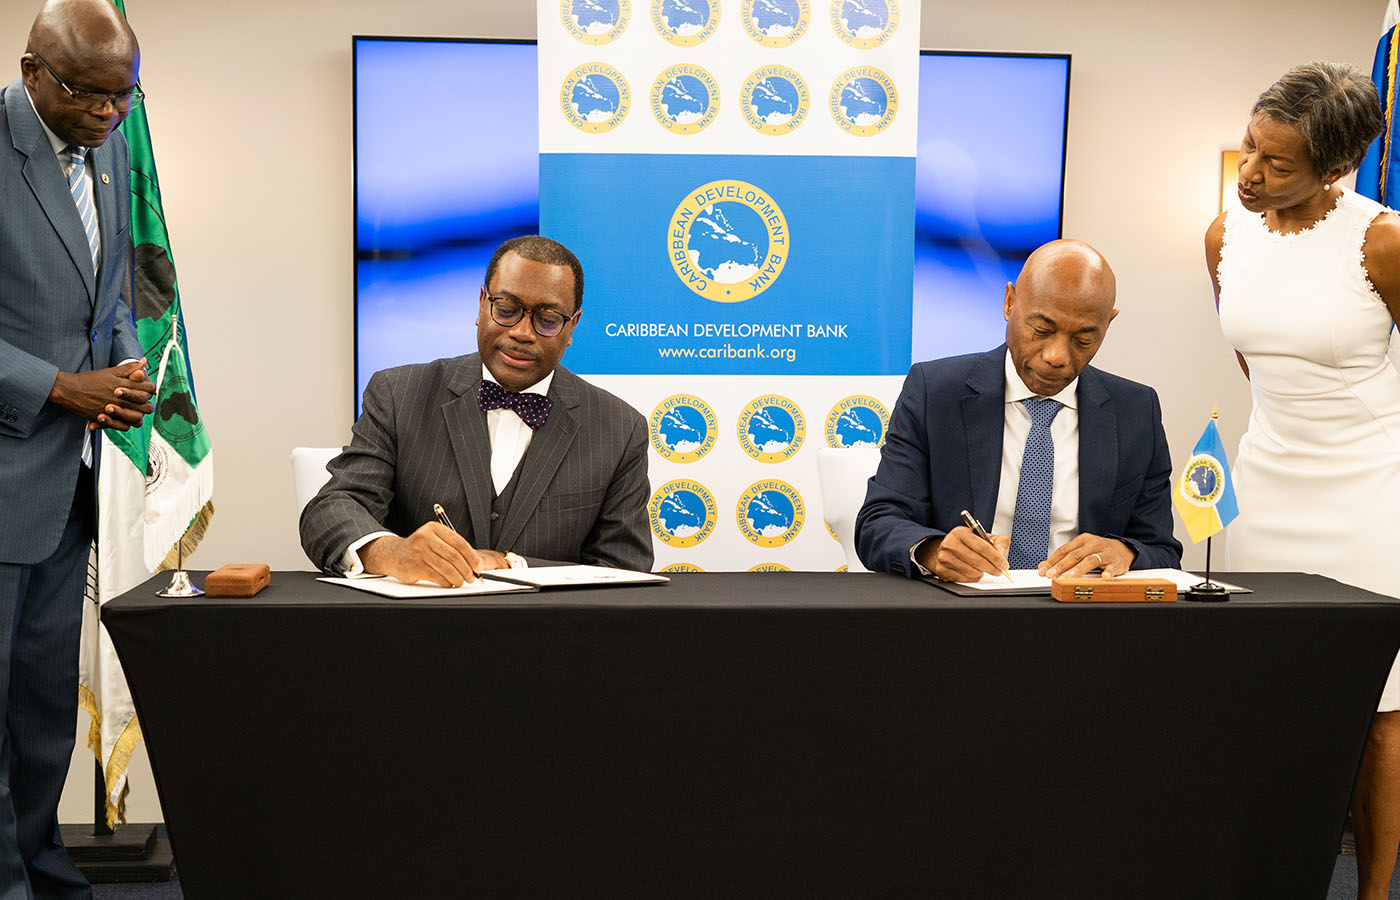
[301,236,653,584]
[0,2,150,897]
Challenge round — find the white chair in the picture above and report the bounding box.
[815,445,883,572]
[290,446,341,515]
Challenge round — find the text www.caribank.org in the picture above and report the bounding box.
[657,343,797,363]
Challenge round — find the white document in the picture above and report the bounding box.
[960,570,1054,591]
[484,565,669,589]
[1130,568,1249,593]
[317,576,538,599]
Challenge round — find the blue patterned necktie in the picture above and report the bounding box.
[1007,397,1063,569]
[66,147,101,467]
[477,379,553,429]
[66,146,101,276]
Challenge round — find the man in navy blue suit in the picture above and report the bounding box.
[855,239,1181,582]
[0,1,150,897]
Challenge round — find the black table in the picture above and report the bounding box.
[103,571,1400,900]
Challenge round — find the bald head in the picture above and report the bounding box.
[1003,239,1119,396]
[1014,239,1116,314]
[20,0,139,148]
[27,0,137,71]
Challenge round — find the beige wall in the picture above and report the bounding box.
[0,0,1381,824]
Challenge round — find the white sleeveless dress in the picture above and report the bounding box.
[1217,188,1400,710]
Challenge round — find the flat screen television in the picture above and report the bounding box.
[353,38,1069,411]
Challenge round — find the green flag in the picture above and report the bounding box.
[78,0,215,826]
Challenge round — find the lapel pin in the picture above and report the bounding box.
[100,173,110,184]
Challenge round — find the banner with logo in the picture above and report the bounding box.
[540,0,917,570]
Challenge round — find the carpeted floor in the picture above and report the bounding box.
[84,855,1399,900]
[91,877,182,900]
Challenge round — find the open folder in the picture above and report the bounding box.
[924,568,1249,597]
[319,564,668,599]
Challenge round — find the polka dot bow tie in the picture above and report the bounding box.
[477,379,553,429]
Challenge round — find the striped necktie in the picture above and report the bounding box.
[67,146,100,467]
[1007,397,1063,569]
[65,145,101,275]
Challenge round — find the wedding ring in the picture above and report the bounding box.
[1090,553,1103,568]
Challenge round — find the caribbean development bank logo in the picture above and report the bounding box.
[652,0,719,45]
[737,394,805,463]
[651,65,720,135]
[649,479,717,547]
[561,63,630,133]
[825,395,889,448]
[742,0,810,47]
[741,66,809,136]
[561,0,630,43]
[669,180,789,301]
[660,562,705,573]
[1179,454,1225,506]
[649,394,718,462]
[737,479,805,547]
[749,562,791,572]
[829,0,898,47]
[830,66,898,136]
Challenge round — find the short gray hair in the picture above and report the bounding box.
[1252,61,1384,178]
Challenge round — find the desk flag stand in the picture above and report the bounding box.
[1184,536,1229,602]
[156,539,202,598]
[1175,405,1237,602]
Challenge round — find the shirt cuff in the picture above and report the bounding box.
[910,537,936,577]
[340,531,394,575]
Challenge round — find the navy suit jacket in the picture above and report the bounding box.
[0,79,142,564]
[855,346,1182,576]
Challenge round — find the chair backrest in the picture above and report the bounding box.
[290,447,341,515]
[815,445,883,572]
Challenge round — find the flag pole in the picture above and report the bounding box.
[1185,405,1229,602]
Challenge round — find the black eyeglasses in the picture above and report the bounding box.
[29,53,144,113]
[485,294,579,337]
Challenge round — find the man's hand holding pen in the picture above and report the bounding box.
[917,526,1013,583]
[359,515,511,587]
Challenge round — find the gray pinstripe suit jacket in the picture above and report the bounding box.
[300,354,654,574]
[0,78,142,565]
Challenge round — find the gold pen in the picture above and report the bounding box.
[959,509,1015,583]
[432,502,457,533]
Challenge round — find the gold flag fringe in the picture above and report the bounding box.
[157,500,215,572]
[78,684,144,828]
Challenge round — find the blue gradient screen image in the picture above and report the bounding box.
[914,52,1069,363]
[353,40,1067,408]
[354,38,539,409]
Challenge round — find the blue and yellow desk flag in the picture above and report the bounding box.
[1173,416,1239,543]
[1357,24,1400,206]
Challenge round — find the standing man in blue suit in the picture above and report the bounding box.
[856,239,1181,582]
[0,1,151,897]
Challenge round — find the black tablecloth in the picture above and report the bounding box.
[103,571,1400,900]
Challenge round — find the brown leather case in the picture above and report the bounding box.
[1051,576,1177,603]
[204,564,271,598]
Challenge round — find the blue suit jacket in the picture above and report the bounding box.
[855,346,1182,576]
[0,79,142,564]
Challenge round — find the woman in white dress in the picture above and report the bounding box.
[1207,61,1400,900]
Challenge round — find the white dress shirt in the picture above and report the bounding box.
[25,88,100,261]
[340,367,554,574]
[991,351,1080,555]
[913,353,1081,574]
